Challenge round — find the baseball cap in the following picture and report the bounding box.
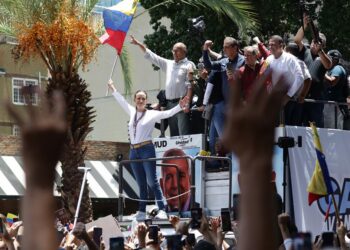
[327,49,342,59]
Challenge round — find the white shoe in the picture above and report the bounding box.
[132,211,146,221]
[155,210,168,220]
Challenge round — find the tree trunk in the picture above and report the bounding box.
[47,68,95,223]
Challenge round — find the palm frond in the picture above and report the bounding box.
[181,0,259,33]
[136,0,258,34]
[119,46,132,95]
[0,22,15,37]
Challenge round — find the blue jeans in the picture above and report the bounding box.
[129,143,165,212]
[209,101,225,154]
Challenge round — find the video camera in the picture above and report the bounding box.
[187,16,205,34]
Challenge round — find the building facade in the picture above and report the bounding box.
[0,36,48,136]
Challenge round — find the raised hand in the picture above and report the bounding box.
[252,37,261,44]
[169,215,180,228]
[130,35,141,46]
[223,71,286,161]
[203,40,213,50]
[108,79,117,93]
[6,90,67,188]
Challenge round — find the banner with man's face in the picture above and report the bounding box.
[153,135,203,212]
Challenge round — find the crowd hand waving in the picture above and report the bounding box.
[223,71,287,161]
[137,223,147,248]
[169,215,180,228]
[222,71,287,250]
[6,90,67,188]
[336,220,348,249]
[107,79,117,93]
[210,217,221,234]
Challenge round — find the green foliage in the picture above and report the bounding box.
[139,0,258,64]
[140,0,350,61]
[318,0,350,59]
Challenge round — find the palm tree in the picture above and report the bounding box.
[0,0,257,222]
[0,0,101,222]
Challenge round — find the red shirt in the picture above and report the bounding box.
[239,62,262,100]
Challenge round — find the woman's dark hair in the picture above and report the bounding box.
[134,90,147,99]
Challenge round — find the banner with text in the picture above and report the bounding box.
[153,134,203,212]
[288,126,350,237]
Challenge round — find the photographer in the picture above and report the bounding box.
[294,14,332,127]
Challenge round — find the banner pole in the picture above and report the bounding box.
[106,54,119,96]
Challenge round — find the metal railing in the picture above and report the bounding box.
[281,98,349,129]
[117,155,194,220]
[117,154,233,220]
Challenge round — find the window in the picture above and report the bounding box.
[12,125,20,136]
[12,78,39,105]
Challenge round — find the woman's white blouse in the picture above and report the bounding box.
[112,91,182,144]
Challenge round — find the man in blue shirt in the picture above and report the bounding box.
[202,37,245,103]
[324,50,348,129]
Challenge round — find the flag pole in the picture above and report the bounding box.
[106,54,119,96]
[331,193,341,223]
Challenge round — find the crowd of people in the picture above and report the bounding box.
[130,14,349,157]
[1,13,350,250]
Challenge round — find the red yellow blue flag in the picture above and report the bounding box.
[100,0,139,54]
[307,123,334,205]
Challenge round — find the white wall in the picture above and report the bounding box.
[81,7,170,142]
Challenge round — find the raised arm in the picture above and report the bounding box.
[130,35,146,53]
[294,15,309,50]
[223,73,287,250]
[153,96,189,121]
[6,91,67,250]
[203,40,223,71]
[253,37,271,59]
[130,35,168,71]
[108,80,134,116]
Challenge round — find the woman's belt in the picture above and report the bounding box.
[130,140,153,149]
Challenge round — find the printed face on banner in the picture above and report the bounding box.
[160,154,191,211]
[154,135,203,212]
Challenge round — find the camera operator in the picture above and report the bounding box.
[294,14,332,127]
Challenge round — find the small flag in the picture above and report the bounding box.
[100,0,139,54]
[6,213,18,225]
[307,123,334,205]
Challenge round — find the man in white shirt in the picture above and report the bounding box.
[131,35,195,136]
[266,35,304,125]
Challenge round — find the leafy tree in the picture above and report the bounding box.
[0,0,102,222]
[318,0,350,59]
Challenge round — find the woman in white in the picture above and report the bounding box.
[108,80,189,221]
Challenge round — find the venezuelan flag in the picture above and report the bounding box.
[307,123,334,205]
[100,0,139,54]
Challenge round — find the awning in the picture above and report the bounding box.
[0,156,138,199]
